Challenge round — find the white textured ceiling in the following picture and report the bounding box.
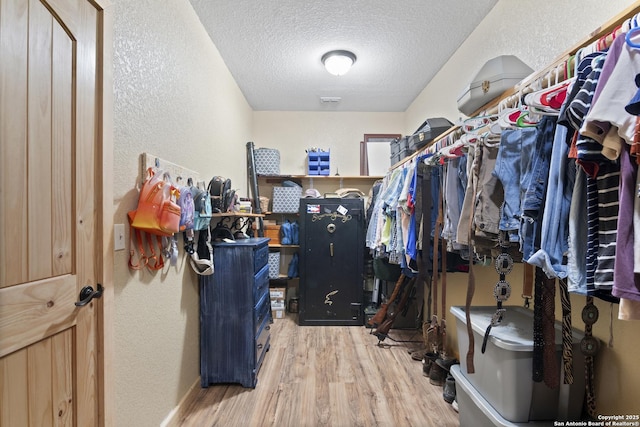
[189,0,498,112]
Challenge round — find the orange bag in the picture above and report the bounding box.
[128,168,182,271]
[128,167,181,236]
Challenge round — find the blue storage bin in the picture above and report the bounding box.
[307,150,330,175]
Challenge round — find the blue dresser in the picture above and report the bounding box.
[200,237,271,388]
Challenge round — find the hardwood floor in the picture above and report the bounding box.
[176,313,460,427]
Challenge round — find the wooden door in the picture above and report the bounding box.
[0,0,108,425]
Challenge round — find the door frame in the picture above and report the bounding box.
[95,1,114,426]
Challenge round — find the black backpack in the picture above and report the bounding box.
[207,176,234,213]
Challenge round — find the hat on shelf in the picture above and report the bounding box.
[303,188,321,198]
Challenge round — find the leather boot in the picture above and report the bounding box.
[429,360,446,386]
[422,352,438,377]
[435,357,458,372]
[443,373,456,403]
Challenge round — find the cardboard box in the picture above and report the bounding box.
[270,287,286,301]
[264,225,281,245]
[270,296,286,319]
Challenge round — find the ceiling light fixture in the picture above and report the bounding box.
[321,50,357,76]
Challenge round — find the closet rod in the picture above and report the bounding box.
[390,0,640,172]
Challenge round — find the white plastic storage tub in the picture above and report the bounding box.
[451,306,585,423]
[451,364,552,427]
[457,55,533,116]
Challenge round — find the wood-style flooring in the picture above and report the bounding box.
[176,313,460,427]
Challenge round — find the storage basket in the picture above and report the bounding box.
[268,252,280,279]
[259,196,270,213]
[272,186,302,213]
[254,148,280,175]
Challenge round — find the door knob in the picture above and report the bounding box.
[75,284,104,307]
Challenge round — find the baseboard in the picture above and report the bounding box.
[160,377,201,427]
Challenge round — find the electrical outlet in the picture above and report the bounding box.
[114,224,126,251]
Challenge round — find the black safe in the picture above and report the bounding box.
[298,198,364,326]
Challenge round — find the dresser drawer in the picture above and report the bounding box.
[254,294,271,336]
[254,243,269,272]
[255,316,271,372]
[253,264,269,304]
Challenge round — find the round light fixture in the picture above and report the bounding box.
[321,50,357,76]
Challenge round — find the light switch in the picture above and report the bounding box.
[114,224,126,251]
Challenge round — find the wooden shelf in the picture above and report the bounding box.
[269,275,298,280]
[263,212,299,216]
[211,212,264,218]
[268,244,300,249]
[258,174,382,180]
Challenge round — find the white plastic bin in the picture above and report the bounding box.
[451,305,585,423]
[451,364,551,427]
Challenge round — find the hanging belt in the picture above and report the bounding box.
[533,266,545,382]
[542,275,559,389]
[559,278,574,385]
[581,296,599,418]
[422,169,443,353]
[432,174,445,355]
[432,174,442,322]
[417,161,432,295]
[464,146,479,373]
[440,204,448,356]
[481,232,512,354]
[522,262,534,308]
[416,161,436,350]
[413,161,427,312]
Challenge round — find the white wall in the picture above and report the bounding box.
[112,1,253,426]
[405,0,638,133]
[253,111,404,176]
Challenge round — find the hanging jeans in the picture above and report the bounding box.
[493,126,539,243]
[526,117,568,275]
[519,117,555,260]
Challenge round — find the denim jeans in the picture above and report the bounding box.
[443,157,465,251]
[527,117,574,278]
[493,127,539,242]
[519,117,558,262]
